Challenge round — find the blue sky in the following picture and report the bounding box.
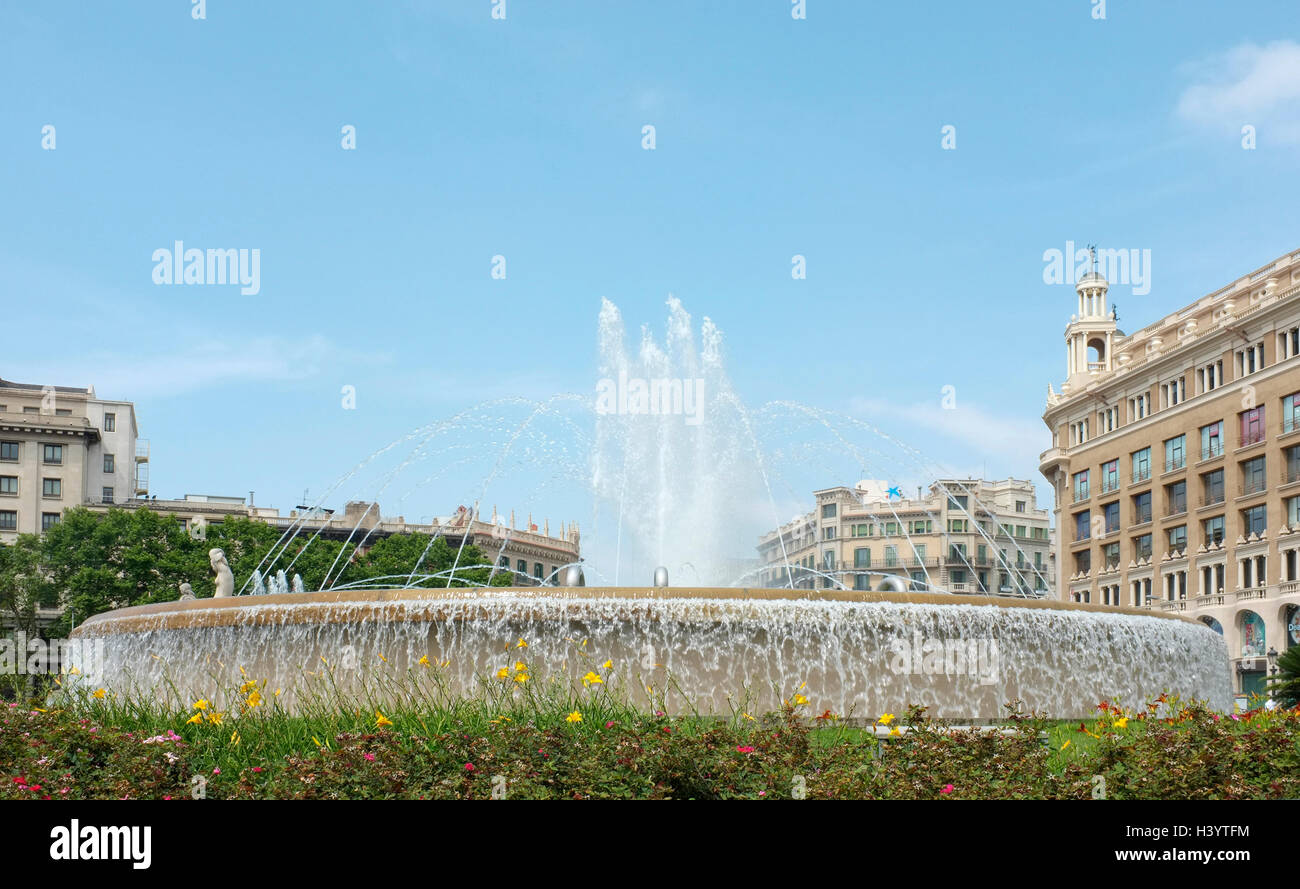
[2,2,1299,564]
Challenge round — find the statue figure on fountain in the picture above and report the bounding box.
[210,548,235,598]
[178,582,195,601]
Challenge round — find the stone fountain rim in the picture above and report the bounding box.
[70,586,1204,636]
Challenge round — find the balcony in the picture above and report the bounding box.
[1239,478,1267,497]
[1199,491,1225,508]
[1099,477,1120,494]
[1072,485,1090,503]
[1156,600,1188,613]
[1194,593,1225,608]
[1132,467,1151,484]
[1235,586,1266,602]
[1240,430,1265,448]
[1201,442,1224,461]
[1286,464,1300,485]
[1285,416,1300,436]
[1165,455,1186,473]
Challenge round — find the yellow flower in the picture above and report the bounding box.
[274,688,282,697]
[187,713,203,724]
[1061,740,1071,750]
[878,713,895,725]
[582,671,603,687]
[205,711,224,726]
[602,659,613,670]
[792,694,808,706]
[496,667,510,679]
[514,673,529,684]
[1113,717,1129,729]
[246,691,263,708]
[566,711,583,723]
[515,638,528,649]
[742,712,756,721]
[889,727,901,737]
[312,736,323,748]
[378,653,387,663]
[418,655,430,667]
[92,688,106,699]
[375,711,393,728]
[239,665,247,677]
[68,666,81,676]
[239,679,257,694]
[193,699,209,711]
[230,729,241,746]
[514,660,527,672]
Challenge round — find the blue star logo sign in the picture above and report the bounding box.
[886,486,903,499]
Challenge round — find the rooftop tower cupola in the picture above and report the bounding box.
[1064,245,1119,385]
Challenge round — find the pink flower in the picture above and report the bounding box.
[59,788,69,795]
[364,753,375,762]
[163,796,172,801]
[758,790,766,796]
[252,766,264,772]
[464,762,476,772]
[605,721,616,728]
[212,767,221,775]
[736,745,756,754]
[940,784,954,795]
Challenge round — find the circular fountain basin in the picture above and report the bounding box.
[68,587,1233,719]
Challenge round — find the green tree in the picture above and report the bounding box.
[0,535,55,635]
[1266,646,1300,708]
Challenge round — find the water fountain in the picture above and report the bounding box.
[67,298,1234,719]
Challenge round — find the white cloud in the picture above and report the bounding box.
[846,396,1050,482]
[1176,40,1300,144]
[15,335,344,401]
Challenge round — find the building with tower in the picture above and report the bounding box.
[1039,247,1300,699]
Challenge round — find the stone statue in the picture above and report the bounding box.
[178,582,195,601]
[210,548,235,598]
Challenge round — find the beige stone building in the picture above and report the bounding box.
[87,496,583,588]
[1039,247,1300,698]
[756,478,1052,596]
[0,378,147,543]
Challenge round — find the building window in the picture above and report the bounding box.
[42,444,63,465]
[1015,500,1026,513]
[1287,445,1300,485]
[1198,359,1224,394]
[823,527,835,540]
[1131,447,1151,483]
[104,453,115,473]
[1102,501,1119,534]
[1070,419,1089,446]
[824,550,837,570]
[884,545,898,567]
[1132,491,1152,525]
[41,512,60,531]
[821,503,836,518]
[1287,496,1300,527]
[1161,377,1186,408]
[1204,515,1225,546]
[1164,435,1185,472]
[1097,405,1117,433]
[0,476,15,495]
[1074,550,1091,574]
[0,510,15,530]
[1075,510,1091,541]
[948,495,968,511]
[1072,470,1090,502]
[1128,393,1150,421]
[1102,542,1120,569]
[102,487,114,504]
[0,441,17,462]
[534,562,544,579]
[1285,393,1300,435]
[1236,342,1265,378]
[1167,525,1187,552]
[1100,459,1119,493]
[516,559,527,575]
[1164,483,1186,519]
[1280,327,1300,360]
[1200,421,1223,460]
[1240,456,1266,496]
[1134,533,1152,560]
[854,548,871,569]
[42,478,61,498]
[104,413,116,432]
[1240,406,1266,447]
[1242,504,1267,536]
[498,556,509,569]
[1202,469,1224,506]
